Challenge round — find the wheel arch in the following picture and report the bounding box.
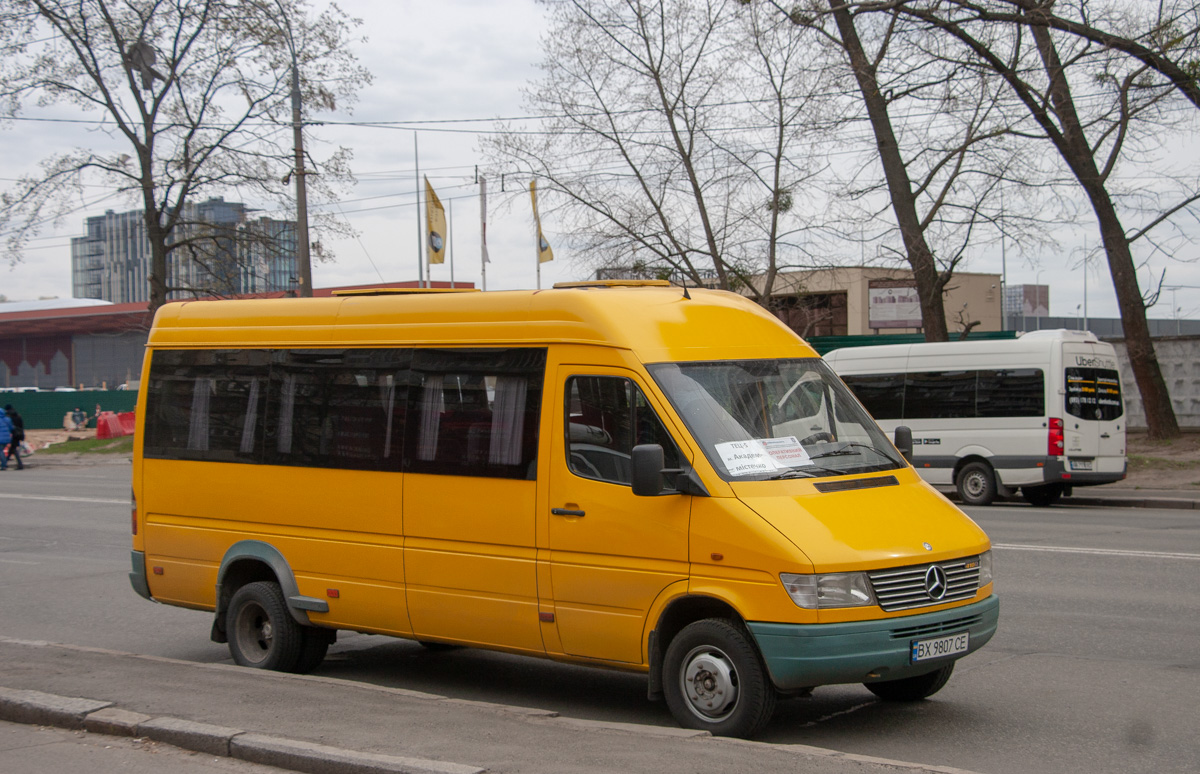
[646,593,748,700]
[213,541,327,641]
[952,453,994,482]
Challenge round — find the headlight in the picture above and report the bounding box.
[978,550,993,588]
[780,572,876,609]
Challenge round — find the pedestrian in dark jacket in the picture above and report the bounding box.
[0,407,14,472]
[4,404,24,470]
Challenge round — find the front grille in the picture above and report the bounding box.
[868,557,980,612]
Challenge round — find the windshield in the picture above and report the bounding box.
[647,359,904,481]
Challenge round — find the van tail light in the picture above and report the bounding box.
[1048,418,1064,457]
[131,489,138,536]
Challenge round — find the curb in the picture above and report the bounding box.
[938,488,1200,510]
[0,685,485,774]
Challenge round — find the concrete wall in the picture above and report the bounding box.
[1111,336,1200,429]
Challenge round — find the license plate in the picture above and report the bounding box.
[1069,459,1094,471]
[911,632,969,663]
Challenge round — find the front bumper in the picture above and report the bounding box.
[747,595,999,691]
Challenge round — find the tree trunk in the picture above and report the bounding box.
[1027,21,1180,439]
[828,0,949,341]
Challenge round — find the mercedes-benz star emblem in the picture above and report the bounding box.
[924,565,948,601]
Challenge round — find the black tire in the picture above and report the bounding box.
[956,461,997,506]
[226,581,304,671]
[865,662,954,702]
[1022,483,1064,507]
[291,628,333,673]
[663,619,776,738]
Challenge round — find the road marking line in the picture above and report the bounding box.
[994,543,1200,561]
[0,559,40,565]
[0,493,127,505]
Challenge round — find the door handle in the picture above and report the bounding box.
[1100,433,1111,439]
[551,508,586,517]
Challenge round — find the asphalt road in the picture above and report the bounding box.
[1,461,1198,773]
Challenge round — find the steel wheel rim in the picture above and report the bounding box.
[679,644,740,721]
[232,600,274,665]
[964,471,987,498]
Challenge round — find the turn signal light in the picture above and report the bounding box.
[131,489,138,536]
[1048,418,1064,457]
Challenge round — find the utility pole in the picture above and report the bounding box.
[287,24,312,297]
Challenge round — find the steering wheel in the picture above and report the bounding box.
[800,432,835,445]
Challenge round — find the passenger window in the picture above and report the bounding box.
[566,376,682,486]
[839,373,904,420]
[144,350,271,463]
[263,349,412,472]
[405,348,546,479]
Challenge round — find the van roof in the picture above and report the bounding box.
[146,285,817,363]
[823,328,1110,368]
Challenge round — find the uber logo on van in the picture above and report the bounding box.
[1074,354,1117,369]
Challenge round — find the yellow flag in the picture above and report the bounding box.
[530,180,554,264]
[425,177,446,265]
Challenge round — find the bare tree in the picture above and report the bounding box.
[486,0,838,304]
[0,0,369,312]
[777,0,1056,341]
[877,0,1187,437]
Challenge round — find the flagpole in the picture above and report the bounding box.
[480,176,488,292]
[533,179,541,290]
[414,133,424,288]
[448,199,455,289]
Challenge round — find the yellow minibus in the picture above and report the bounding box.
[130,281,997,737]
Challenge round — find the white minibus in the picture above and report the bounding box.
[823,329,1126,506]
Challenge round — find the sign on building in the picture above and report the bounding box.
[868,280,923,329]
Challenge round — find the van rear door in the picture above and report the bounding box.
[1061,344,1124,473]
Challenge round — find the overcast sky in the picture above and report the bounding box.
[1,0,1198,324]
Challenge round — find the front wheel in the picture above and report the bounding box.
[663,619,776,738]
[956,461,997,506]
[227,581,304,671]
[865,662,954,702]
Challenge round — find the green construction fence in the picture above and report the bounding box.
[1,391,138,430]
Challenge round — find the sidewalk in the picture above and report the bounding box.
[0,637,983,774]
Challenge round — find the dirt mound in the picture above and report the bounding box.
[1120,431,1200,490]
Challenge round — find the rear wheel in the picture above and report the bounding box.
[1022,483,1064,507]
[227,581,303,671]
[865,663,954,702]
[663,619,776,738]
[956,461,997,506]
[292,628,333,673]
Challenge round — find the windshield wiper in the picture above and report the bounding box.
[761,469,817,480]
[810,442,898,463]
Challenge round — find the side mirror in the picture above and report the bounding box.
[894,425,913,464]
[631,444,666,496]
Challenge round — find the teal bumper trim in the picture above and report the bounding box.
[748,595,999,690]
[129,550,152,601]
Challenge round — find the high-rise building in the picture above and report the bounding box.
[71,198,297,303]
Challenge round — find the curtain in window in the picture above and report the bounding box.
[277,373,297,454]
[488,376,527,465]
[418,377,444,461]
[379,375,397,460]
[187,378,213,451]
[239,377,260,454]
